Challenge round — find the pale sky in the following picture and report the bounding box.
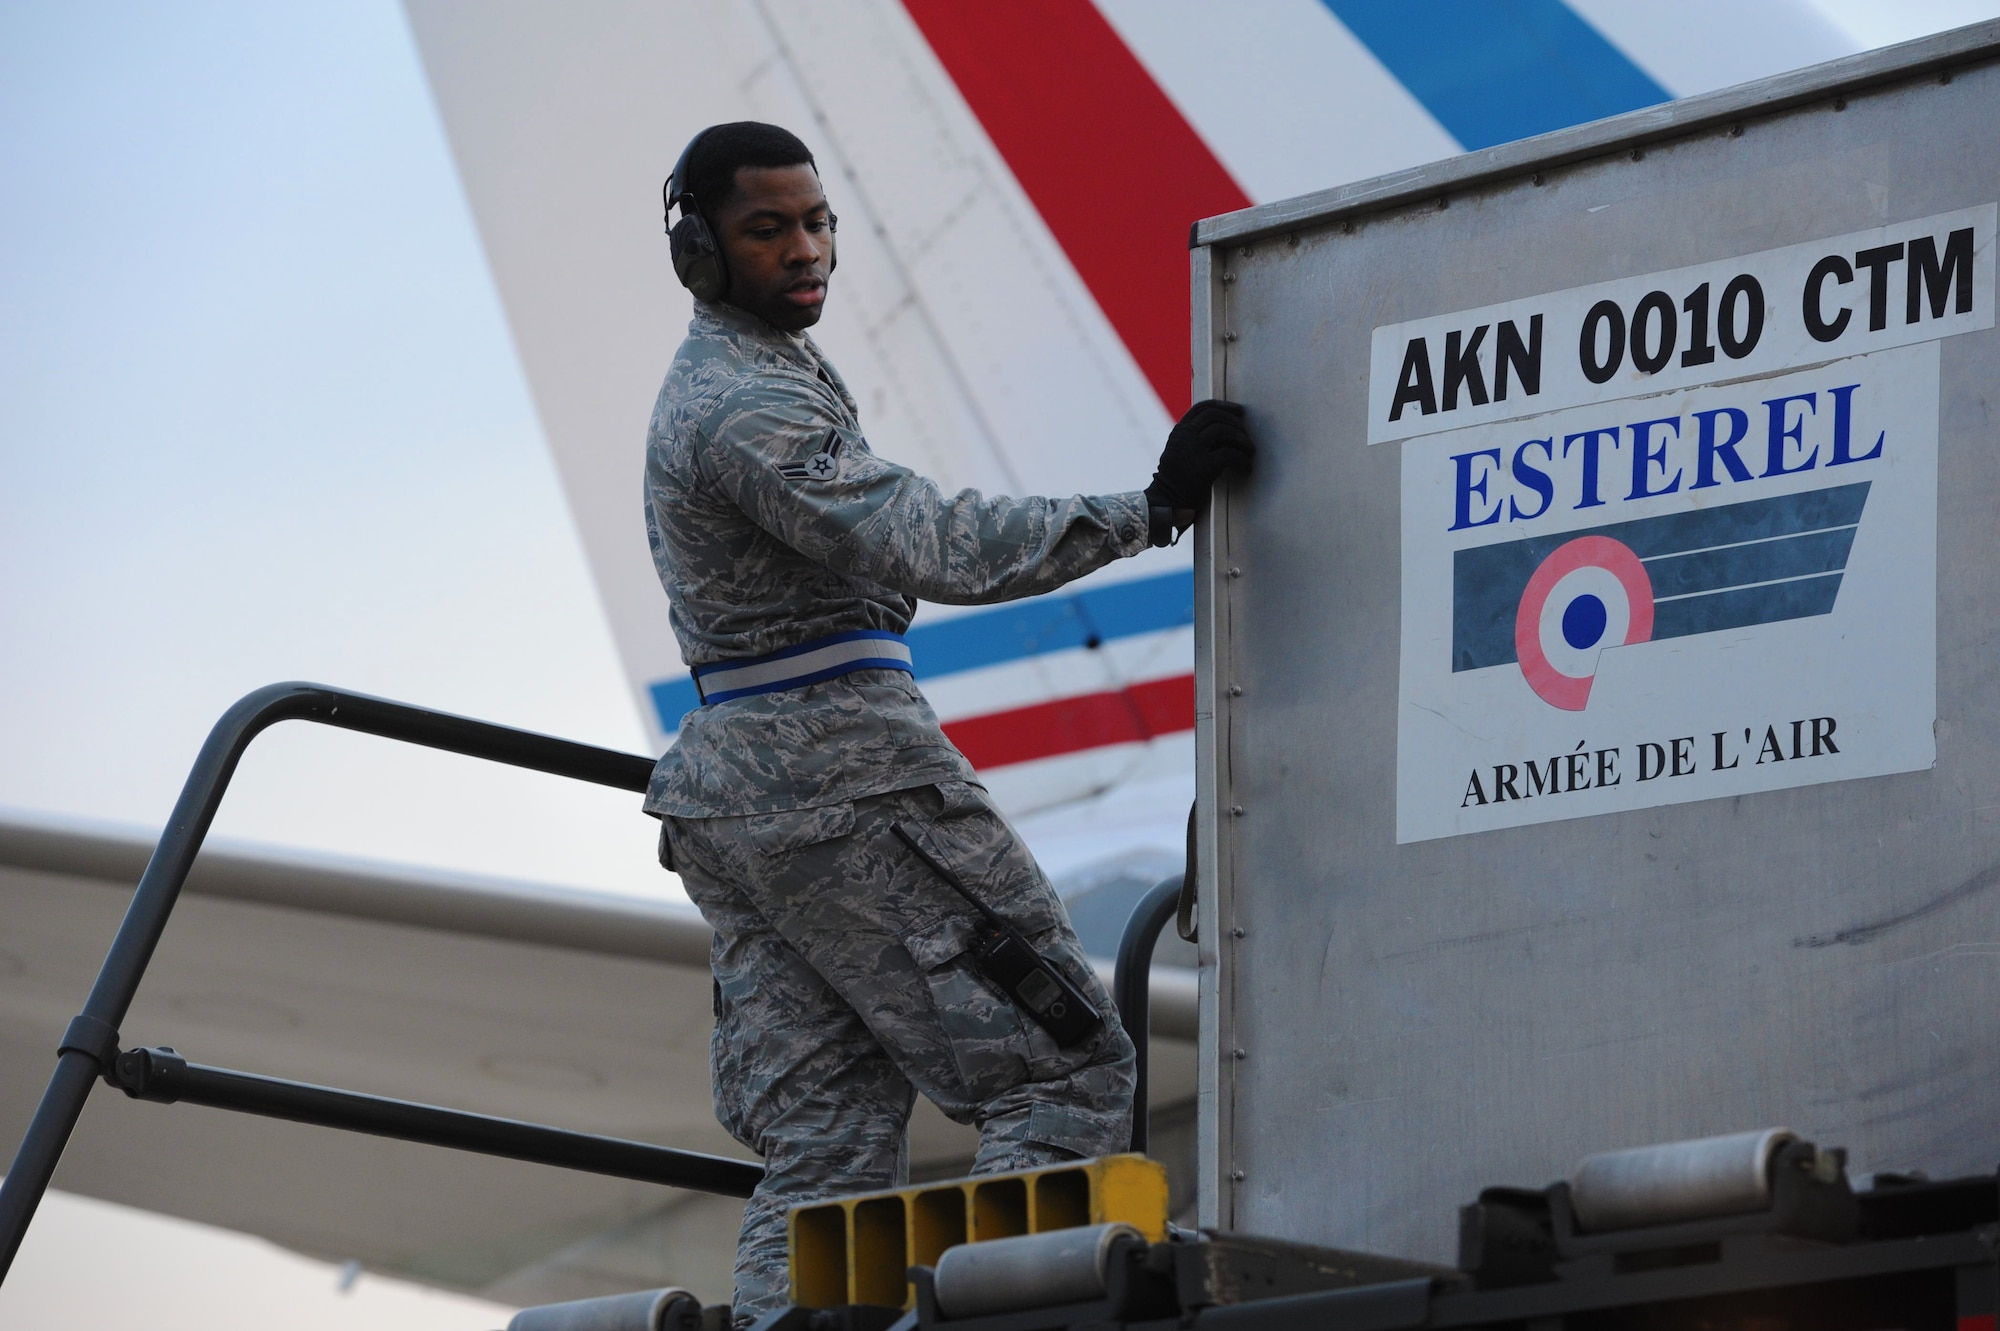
[0,0,669,902]
[1817,0,2000,43]
[2,2,1995,1328]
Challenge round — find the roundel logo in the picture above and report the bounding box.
[1513,535,1655,711]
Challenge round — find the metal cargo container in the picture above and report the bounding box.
[1187,21,2000,1262]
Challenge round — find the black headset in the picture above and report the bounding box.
[664,126,836,305]
[665,127,729,303]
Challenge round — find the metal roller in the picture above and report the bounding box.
[507,1287,696,1331]
[1570,1128,1797,1232]
[932,1223,1141,1318]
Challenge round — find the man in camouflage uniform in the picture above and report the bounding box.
[645,122,1253,1320]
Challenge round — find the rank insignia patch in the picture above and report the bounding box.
[778,430,845,483]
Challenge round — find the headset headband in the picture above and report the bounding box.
[664,126,713,231]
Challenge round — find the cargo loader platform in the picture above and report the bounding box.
[509,1135,1997,1331]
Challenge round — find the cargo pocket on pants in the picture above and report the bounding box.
[900,912,1061,1113]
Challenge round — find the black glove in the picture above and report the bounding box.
[1144,399,1254,546]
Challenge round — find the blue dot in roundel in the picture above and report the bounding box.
[1562,593,1609,650]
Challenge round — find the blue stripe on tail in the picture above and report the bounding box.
[1320,0,1671,150]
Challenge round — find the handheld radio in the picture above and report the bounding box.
[890,823,1105,1048]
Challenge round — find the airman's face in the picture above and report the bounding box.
[714,164,835,332]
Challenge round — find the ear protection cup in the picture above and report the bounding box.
[670,211,729,302]
[665,128,730,302]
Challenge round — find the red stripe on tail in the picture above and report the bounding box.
[943,673,1195,769]
[901,0,1251,414]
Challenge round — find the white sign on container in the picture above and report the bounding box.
[1395,343,1940,843]
[1384,206,1996,843]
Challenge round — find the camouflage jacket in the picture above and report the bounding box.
[643,300,1151,817]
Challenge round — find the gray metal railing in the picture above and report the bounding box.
[0,682,763,1284]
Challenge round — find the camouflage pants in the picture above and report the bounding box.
[663,780,1136,1322]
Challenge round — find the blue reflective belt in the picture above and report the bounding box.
[691,630,914,705]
